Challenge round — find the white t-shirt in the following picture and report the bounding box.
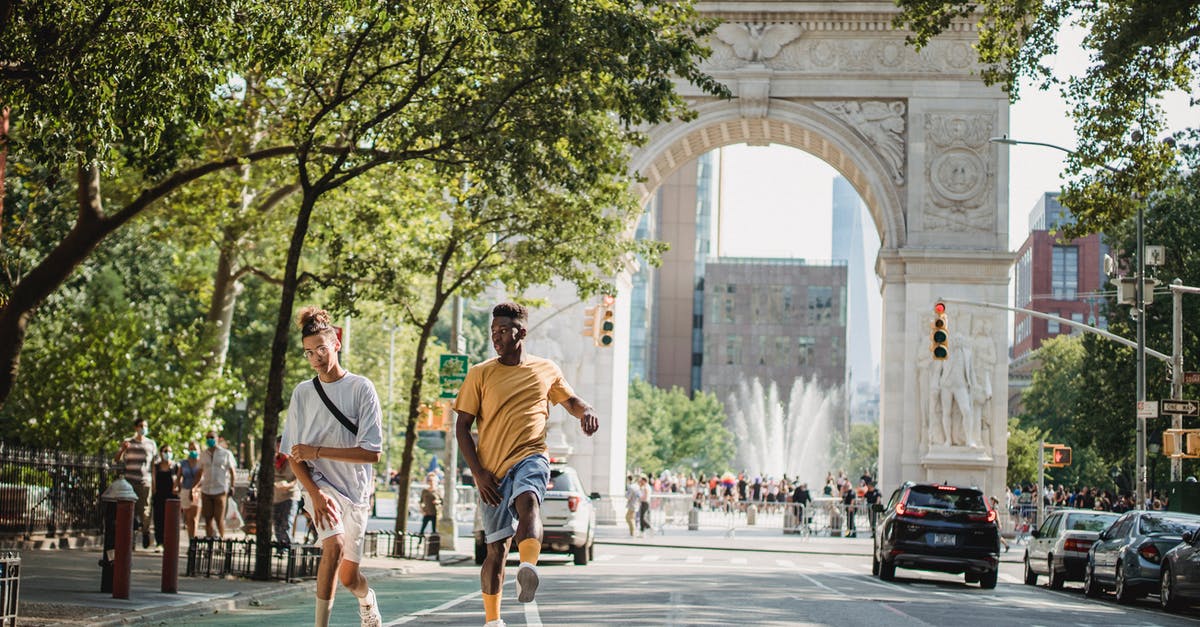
[198,446,237,495]
[281,373,383,506]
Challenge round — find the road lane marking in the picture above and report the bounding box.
[731,557,747,564]
[385,589,481,625]
[686,555,703,564]
[999,573,1022,584]
[776,559,795,568]
[595,554,615,561]
[524,600,542,627]
[640,554,660,562]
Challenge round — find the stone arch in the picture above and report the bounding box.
[628,98,907,249]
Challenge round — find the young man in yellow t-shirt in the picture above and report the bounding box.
[454,302,600,627]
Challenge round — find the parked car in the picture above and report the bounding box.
[1024,509,1120,589]
[1158,526,1200,611]
[872,482,1001,588]
[1084,509,1200,603]
[473,461,598,566]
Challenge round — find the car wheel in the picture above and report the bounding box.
[879,557,895,581]
[1047,556,1065,590]
[1114,561,1138,604]
[572,543,589,565]
[588,541,594,561]
[979,568,998,589]
[1023,555,1038,586]
[1084,562,1103,598]
[474,538,486,565]
[1161,564,1185,611]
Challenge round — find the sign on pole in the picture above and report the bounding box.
[1137,401,1159,419]
[438,354,469,399]
[1161,400,1200,417]
[1185,372,1200,385]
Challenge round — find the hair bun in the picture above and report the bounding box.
[296,305,331,332]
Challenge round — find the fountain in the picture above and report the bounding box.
[726,376,843,484]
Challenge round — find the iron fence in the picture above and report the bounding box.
[0,444,110,538]
[0,551,18,627]
[186,537,322,581]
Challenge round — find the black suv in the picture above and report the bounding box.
[872,482,1001,588]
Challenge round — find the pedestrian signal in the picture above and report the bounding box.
[930,302,948,360]
[1050,446,1072,467]
[1164,429,1200,458]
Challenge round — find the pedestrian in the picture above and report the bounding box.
[196,428,237,539]
[151,444,177,551]
[115,418,157,549]
[454,302,600,627]
[792,482,812,530]
[419,473,442,536]
[863,481,881,536]
[624,475,639,537]
[272,436,300,548]
[177,440,202,539]
[842,483,858,537]
[281,306,385,627]
[638,475,652,535]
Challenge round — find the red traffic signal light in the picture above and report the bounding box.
[1052,446,1072,466]
[930,302,948,360]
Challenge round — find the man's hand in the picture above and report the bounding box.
[475,469,502,506]
[290,444,318,462]
[579,406,600,436]
[309,490,341,530]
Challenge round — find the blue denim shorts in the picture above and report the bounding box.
[480,454,549,544]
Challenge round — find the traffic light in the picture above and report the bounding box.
[598,295,615,347]
[1051,445,1072,466]
[1164,429,1200,458]
[930,302,948,360]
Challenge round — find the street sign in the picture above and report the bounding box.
[438,354,469,399]
[1137,401,1159,419]
[1161,399,1200,416]
[1185,372,1200,385]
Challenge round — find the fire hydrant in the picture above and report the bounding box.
[99,477,138,599]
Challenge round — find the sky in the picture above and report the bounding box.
[714,25,1195,368]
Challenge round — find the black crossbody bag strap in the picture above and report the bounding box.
[311,376,359,435]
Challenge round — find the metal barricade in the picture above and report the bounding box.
[0,551,18,627]
[0,445,109,539]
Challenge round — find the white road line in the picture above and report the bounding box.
[999,573,1022,584]
[731,557,748,564]
[686,555,703,564]
[595,554,615,561]
[524,600,542,627]
[640,554,660,562]
[385,589,481,625]
[776,559,796,568]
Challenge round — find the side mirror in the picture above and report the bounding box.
[871,503,885,513]
[1184,530,1195,544]
[1097,530,1108,541]
[589,492,601,500]
[1030,529,1041,539]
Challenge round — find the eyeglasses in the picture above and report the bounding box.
[303,345,332,359]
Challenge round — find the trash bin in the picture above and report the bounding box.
[425,533,440,560]
[0,550,19,626]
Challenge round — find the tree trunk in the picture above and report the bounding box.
[200,230,243,420]
[394,311,443,534]
[254,190,318,579]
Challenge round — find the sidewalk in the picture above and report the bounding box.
[14,536,463,626]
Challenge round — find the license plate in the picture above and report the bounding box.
[932,533,956,547]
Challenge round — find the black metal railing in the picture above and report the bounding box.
[185,531,438,580]
[0,551,18,627]
[0,444,110,538]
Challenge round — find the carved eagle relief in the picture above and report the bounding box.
[714,23,803,62]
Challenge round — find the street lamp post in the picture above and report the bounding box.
[990,135,1149,509]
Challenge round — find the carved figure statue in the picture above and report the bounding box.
[971,317,997,449]
[937,331,977,448]
[714,23,803,63]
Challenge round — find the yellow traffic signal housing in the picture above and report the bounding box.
[1165,429,1200,458]
[930,302,948,360]
[583,296,616,347]
[1051,446,1072,466]
[581,305,600,339]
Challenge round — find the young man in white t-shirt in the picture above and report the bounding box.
[281,306,384,627]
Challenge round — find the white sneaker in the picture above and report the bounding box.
[483,620,506,627]
[515,561,539,603]
[358,588,382,627]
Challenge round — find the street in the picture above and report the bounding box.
[181,532,1200,626]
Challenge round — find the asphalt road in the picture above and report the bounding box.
[182,541,1200,626]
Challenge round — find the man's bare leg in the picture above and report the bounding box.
[481,537,512,623]
[513,492,543,603]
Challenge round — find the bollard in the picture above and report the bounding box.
[100,477,138,597]
[687,507,699,531]
[161,497,180,593]
[425,533,440,559]
[746,504,757,526]
[113,499,134,599]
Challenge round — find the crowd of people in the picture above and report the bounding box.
[1007,482,1172,520]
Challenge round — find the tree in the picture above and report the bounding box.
[829,423,879,481]
[626,379,734,476]
[1006,417,1045,488]
[0,1,327,404]
[893,0,1195,238]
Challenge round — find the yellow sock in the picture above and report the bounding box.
[518,538,541,565]
[483,592,501,622]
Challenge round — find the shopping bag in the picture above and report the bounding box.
[225,494,244,530]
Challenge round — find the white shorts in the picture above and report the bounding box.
[180,488,197,510]
[303,488,370,563]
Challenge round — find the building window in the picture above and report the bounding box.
[782,286,794,319]
[725,336,742,365]
[757,335,768,366]
[1052,246,1078,299]
[1048,317,1059,334]
[775,336,790,367]
[797,336,815,366]
[807,286,833,324]
[1071,312,1084,334]
[1016,248,1032,307]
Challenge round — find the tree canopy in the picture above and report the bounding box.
[626,379,734,476]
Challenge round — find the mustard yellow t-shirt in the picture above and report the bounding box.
[453,355,575,478]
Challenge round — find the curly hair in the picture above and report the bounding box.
[296,305,338,341]
[492,302,528,323]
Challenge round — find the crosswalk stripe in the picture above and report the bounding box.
[595,554,615,561]
[640,554,660,562]
[999,573,1022,584]
[686,556,703,564]
[731,557,748,564]
[776,559,795,568]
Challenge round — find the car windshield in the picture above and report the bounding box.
[1139,514,1200,536]
[905,486,986,512]
[547,469,581,493]
[1065,513,1118,532]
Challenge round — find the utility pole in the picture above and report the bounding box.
[1037,440,1045,526]
[385,320,395,479]
[1172,279,1184,482]
[437,295,464,550]
[1136,202,1147,510]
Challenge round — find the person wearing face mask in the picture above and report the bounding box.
[176,441,202,539]
[115,418,157,549]
[196,429,238,538]
[151,445,178,551]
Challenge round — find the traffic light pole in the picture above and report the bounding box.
[1037,440,1045,526]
